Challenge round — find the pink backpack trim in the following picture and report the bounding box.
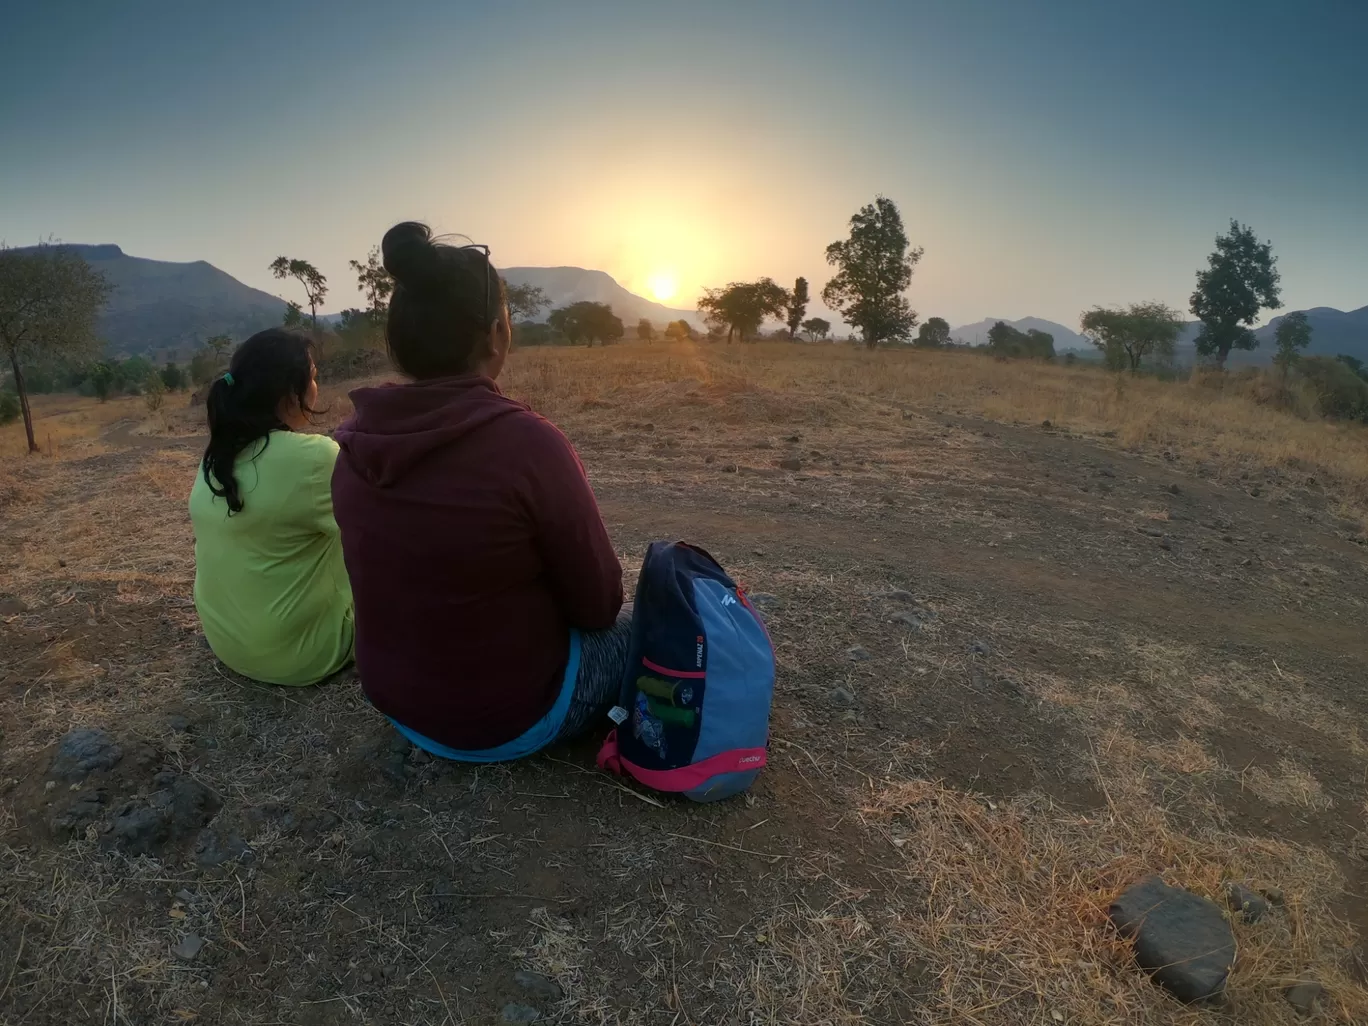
[596,730,768,791]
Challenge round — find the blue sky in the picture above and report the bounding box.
[2,0,1364,327]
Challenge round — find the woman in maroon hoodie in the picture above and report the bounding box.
[332,222,628,761]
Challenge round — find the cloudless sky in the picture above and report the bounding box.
[2,0,1364,328]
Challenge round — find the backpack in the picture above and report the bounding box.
[596,541,775,802]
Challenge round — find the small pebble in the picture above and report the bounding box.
[846,646,871,662]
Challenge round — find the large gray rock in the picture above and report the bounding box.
[1109,876,1235,1003]
[49,729,122,781]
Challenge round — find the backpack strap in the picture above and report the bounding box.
[596,728,623,775]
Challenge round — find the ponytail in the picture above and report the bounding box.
[201,329,316,514]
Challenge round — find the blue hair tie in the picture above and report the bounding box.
[222,372,235,386]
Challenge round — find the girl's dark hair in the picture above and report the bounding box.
[382,221,506,379]
[202,328,316,514]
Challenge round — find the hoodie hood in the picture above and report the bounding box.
[335,375,526,488]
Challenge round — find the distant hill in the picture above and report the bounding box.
[14,244,287,356]
[949,317,1092,351]
[1172,307,1368,367]
[501,266,699,328]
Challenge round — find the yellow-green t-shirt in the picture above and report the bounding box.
[189,430,354,686]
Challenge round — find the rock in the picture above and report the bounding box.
[968,640,992,657]
[784,434,800,443]
[166,714,191,733]
[501,1003,541,1023]
[779,458,802,472]
[1261,886,1285,906]
[829,687,856,707]
[890,611,922,630]
[1109,876,1235,1002]
[846,646,871,662]
[721,463,739,474]
[748,593,781,612]
[1041,420,1052,429]
[514,971,564,1002]
[172,933,205,961]
[1224,882,1269,923]
[48,791,107,839]
[1167,483,1181,495]
[1285,981,1323,1017]
[876,589,915,603]
[704,454,715,464]
[50,729,123,782]
[1159,538,1172,551]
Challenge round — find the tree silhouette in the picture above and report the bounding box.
[348,247,393,325]
[800,317,830,341]
[270,257,328,336]
[1189,221,1281,368]
[548,302,624,346]
[785,277,809,339]
[697,279,789,342]
[0,243,111,451]
[1080,302,1183,373]
[822,196,923,348]
[637,318,655,341]
[1273,311,1312,381]
[914,317,951,348]
[506,283,549,322]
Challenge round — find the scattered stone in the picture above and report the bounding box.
[721,463,739,474]
[890,611,923,630]
[1041,419,1052,429]
[514,971,564,1002]
[1285,981,1323,1017]
[846,646,871,662]
[877,589,915,603]
[704,454,715,464]
[1261,886,1286,906]
[829,687,856,706]
[50,728,123,782]
[1138,526,1164,538]
[501,1003,541,1023]
[1249,486,1261,497]
[1167,483,1181,495]
[748,593,781,612]
[784,434,800,443]
[968,640,992,657]
[58,559,67,567]
[1224,882,1269,923]
[840,709,859,724]
[166,714,191,734]
[1159,538,1172,551]
[48,791,107,839]
[779,457,802,472]
[1109,876,1235,1003]
[172,933,205,961]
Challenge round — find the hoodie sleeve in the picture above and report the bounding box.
[523,419,623,630]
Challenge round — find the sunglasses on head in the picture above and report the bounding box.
[459,243,496,325]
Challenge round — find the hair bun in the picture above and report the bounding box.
[381,221,442,291]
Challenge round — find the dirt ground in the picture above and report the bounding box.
[3,347,1368,1025]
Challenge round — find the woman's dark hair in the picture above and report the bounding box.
[382,221,506,379]
[202,328,316,514]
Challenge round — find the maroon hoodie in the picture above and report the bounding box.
[331,375,623,750]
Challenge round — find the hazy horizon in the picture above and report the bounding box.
[3,0,1365,330]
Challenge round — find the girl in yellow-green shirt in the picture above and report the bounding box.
[189,329,354,686]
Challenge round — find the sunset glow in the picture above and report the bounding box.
[646,271,678,303]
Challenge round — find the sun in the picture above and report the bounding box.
[646,270,678,303]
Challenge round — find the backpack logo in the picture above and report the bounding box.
[720,593,737,607]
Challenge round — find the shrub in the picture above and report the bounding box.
[0,390,19,425]
[1298,356,1368,421]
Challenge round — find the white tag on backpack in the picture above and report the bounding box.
[607,705,629,725]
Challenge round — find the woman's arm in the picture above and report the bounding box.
[525,422,623,630]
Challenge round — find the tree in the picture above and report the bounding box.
[663,319,695,341]
[348,247,393,323]
[0,243,111,451]
[1337,354,1368,382]
[547,301,624,346]
[1273,311,1312,380]
[800,317,831,341]
[506,283,549,323]
[637,318,655,341]
[696,279,789,342]
[1189,220,1281,368]
[190,339,230,386]
[1080,302,1184,373]
[987,321,1055,360]
[160,361,186,390]
[283,301,304,328]
[143,371,167,412]
[785,277,809,339]
[270,257,328,336]
[89,361,114,401]
[822,196,923,348]
[914,316,951,348]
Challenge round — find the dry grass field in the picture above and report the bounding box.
[3,339,1368,1025]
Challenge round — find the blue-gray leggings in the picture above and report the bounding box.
[555,605,633,741]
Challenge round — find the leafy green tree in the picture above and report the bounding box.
[637,318,655,341]
[547,301,624,346]
[785,277,809,339]
[348,247,393,323]
[270,257,328,336]
[190,338,231,386]
[160,361,186,390]
[697,279,789,342]
[663,319,695,341]
[1272,310,1312,379]
[0,243,111,450]
[506,283,549,322]
[1080,302,1183,373]
[987,322,1054,359]
[800,317,831,341]
[0,390,19,425]
[822,196,923,348]
[283,301,304,328]
[914,316,951,348]
[1190,220,1281,368]
[1299,356,1368,421]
